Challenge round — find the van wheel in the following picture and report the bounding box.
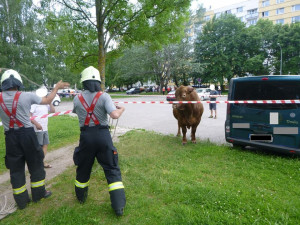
[53,100,59,106]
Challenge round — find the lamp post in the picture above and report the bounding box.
[277,43,282,75]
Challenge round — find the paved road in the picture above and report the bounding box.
[57,95,228,145]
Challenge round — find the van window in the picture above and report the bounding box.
[233,81,300,110]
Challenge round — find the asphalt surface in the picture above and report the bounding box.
[57,95,229,145]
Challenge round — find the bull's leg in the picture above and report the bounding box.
[177,122,181,137]
[191,125,198,143]
[182,126,187,145]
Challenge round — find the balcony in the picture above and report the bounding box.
[245,12,259,20]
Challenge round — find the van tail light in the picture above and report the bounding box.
[262,77,269,80]
[227,103,231,115]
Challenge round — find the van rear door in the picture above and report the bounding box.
[228,76,300,150]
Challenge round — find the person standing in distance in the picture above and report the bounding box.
[72,66,126,216]
[209,84,218,119]
[0,69,69,209]
[30,87,56,168]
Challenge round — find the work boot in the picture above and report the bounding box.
[44,190,52,198]
[75,186,88,204]
[18,197,31,210]
[115,208,124,216]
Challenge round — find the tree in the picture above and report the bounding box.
[244,19,275,75]
[194,14,247,86]
[107,45,154,88]
[43,0,191,89]
[0,0,74,89]
[272,22,300,75]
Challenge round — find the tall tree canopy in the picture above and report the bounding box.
[194,14,247,86]
[43,0,191,89]
[0,0,74,89]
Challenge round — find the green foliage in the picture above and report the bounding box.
[2,130,300,224]
[272,22,300,75]
[0,0,74,89]
[195,14,247,84]
[43,0,192,88]
[106,45,154,88]
[195,16,300,81]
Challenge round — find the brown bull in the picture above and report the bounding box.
[173,86,204,144]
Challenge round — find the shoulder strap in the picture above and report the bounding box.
[78,91,103,126]
[0,92,24,128]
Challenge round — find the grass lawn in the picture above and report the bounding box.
[1,129,300,224]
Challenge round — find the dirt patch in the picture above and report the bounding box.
[0,127,131,220]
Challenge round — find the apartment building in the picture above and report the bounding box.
[203,0,300,26]
[204,0,259,27]
[259,0,300,24]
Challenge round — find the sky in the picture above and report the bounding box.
[191,0,244,10]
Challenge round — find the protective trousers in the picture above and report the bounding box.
[5,127,46,209]
[73,125,126,210]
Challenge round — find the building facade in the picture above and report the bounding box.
[259,0,300,24]
[204,0,300,26]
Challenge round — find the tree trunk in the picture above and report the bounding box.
[96,0,106,91]
[98,40,106,91]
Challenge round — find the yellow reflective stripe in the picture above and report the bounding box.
[75,179,89,188]
[31,179,45,188]
[108,182,124,192]
[13,185,27,195]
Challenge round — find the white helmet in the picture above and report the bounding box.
[80,66,101,83]
[1,69,23,84]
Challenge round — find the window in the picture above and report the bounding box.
[276,8,284,15]
[248,19,257,25]
[248,9,257,14]
[262,11,269,17]
[237,7,243,13]
[225,10,231,14]
[276,0,284,3]
[262,0,270,7]
[233,81,300,109]
[292,16,300,23]
[292,4,300,12]
[276,19,284,24]
[204,15,210,21]
[216,12,221,18]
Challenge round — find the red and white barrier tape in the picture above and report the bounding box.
[113,100,300,104]
[0,110,74,127]
[0,100,299,127]
[110,94,228,97]
[30,110,73,120]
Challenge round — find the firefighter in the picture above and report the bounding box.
[0,69,69,209]
[72,66,126,216]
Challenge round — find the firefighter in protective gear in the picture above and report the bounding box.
[0,69,69,209]
[73,66,126,216]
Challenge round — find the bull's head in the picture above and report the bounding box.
[173,85,194,110]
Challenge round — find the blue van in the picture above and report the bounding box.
[225,75,300,155]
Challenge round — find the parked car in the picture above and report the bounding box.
[126,87,141,94]
[57,88,76,97]
[52,94,61,106]
[166,90,176,101]
[196,88,211,100]
[225,75,300,155]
